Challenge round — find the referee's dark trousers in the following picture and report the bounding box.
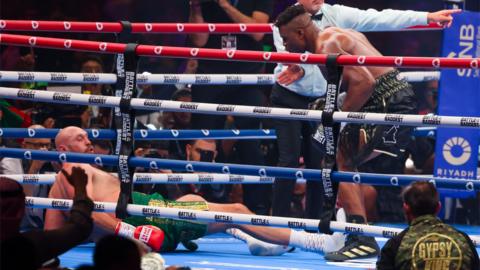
[270,83,325,219]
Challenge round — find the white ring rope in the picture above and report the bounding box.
[25,196,480,247]
[396,71,441,82]
[0,71,440,84]
[2,87,479,128]
[2,173,284,185]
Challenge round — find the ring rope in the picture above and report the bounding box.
[1,33,478,69]
[1,173,279,185]
[1,148,478,191]
[0,20,443,33]
[394,71,441,82]
[2,127,456,140]
[410,127,480,137]
[413,126,436,137]
[0,71,441,84]
[24,196,480,247]
[0,128,276,140]
[2,87,480,128]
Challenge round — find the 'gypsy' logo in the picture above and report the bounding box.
[412,233,462,270]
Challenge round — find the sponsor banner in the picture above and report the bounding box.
[435,12,480,197]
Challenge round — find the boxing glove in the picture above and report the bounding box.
[115,222,165,251]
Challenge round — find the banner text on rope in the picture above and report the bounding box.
[434,11,480,202]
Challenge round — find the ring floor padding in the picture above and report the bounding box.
[59,224,480,269]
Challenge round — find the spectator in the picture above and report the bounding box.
[0,167,94,270]
[377,181,479,269]
[80,55,106,96]
[93,235,142,270]
[136,74,163,130]
[163,88,193,161]
[92,140,113,156]
[185,139,226,202]
[79,55,113,128]
[0,124,56,230]
[188,0,274,214]
[133,140,172,198]
[0,99,32,128]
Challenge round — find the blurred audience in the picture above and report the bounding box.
[93,235,142,270]
[188,0,274,215]
[0,167,94,270]
[163,88,193,160]
[80,55,113,128]
[0,124,57,230]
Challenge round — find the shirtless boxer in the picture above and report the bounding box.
[276,5,418,260]
[45,126,345,255]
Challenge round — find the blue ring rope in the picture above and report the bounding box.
[1,148,477,191]
[0,128,276,140]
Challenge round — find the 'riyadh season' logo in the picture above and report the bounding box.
[442,137,471,166]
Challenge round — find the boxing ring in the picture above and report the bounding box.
[1,19,480,269]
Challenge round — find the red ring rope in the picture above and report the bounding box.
[0,20,443,33]
[1,33,477,69]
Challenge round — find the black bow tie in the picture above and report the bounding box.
[312,13,323,21]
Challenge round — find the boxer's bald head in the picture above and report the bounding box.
[55,126,94,154]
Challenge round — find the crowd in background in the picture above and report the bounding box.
[1,0,479,225]
[0,0,480,266]
[0,0,480,269]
